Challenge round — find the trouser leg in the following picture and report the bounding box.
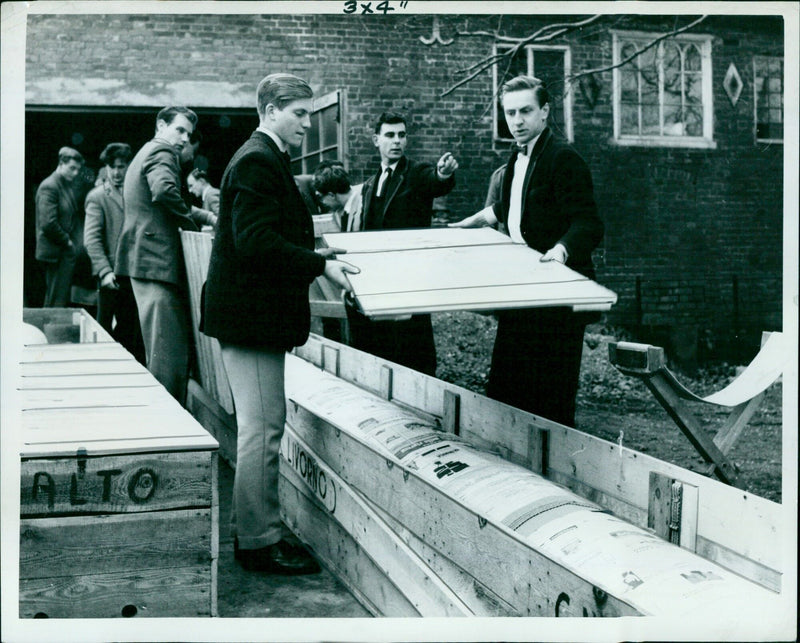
[42,252,76,307]
[130,277,189,405]
[220,343,286,549]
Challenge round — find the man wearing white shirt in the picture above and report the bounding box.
[452,76,604,426]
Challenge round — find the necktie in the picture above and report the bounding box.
[515,143,528,156]
[376,166,392,197]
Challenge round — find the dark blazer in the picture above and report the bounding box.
[492,127,603,280]
[116,139,199,285]
[361,156,455,230]
[35,170,81,262]
[201,130,326,349]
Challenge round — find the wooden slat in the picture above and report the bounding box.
[20,451,214,516]
[19,565,213,618]
[18,372,159,390]
[21,342,134,362]
[323,227,514,254]
[281,426,473,616]
[292,335,782,590]
[179,230,235,415]
[279,469,415,617]
[19,509,212,578]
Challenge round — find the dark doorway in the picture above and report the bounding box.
[24,107,258,307]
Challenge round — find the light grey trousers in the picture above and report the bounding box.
[220,343,286,549]
[130,277,189,405]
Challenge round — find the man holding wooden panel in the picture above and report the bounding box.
[201,73,358,574]
[347,111,459,377]
[451,75,604,426]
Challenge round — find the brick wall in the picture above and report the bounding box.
[25,12,784,362]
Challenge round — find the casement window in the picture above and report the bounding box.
[290,90,345,175]
[753,56,783,143]
[612,31,715,148]
[493,43,573,143]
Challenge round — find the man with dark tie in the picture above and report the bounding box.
[348,111,459,377]
[451,75,604,426]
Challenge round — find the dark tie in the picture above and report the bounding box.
[515,143,528,156]
[282,151,292,167]
[376,166,392,197]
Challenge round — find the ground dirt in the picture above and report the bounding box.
[432,311,784,503]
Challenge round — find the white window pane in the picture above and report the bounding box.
[770,108,782,123]
[620,70,639,100]
[768,58,781,74]
[768,77,782,93]
[685,74,703,104]
[685,107,702,136]
[642,105,660,134]
[621,104,639,134]
[685,44,702,71]
[663,103,683,136]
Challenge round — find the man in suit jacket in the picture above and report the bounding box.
[115,106,215,404]
[202,73,358,575]
[84,142,144,364]
[348,111,459,377]
[35,147,86,306]
[186,168,220,216]
[452,76,604,426]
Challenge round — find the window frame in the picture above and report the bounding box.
[290,89,346,174]
[492,42,573,144]
[753,55,784,144]
[611,30,716,149]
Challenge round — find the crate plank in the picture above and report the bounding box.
[279,469,418,617]
[19,565,213,618]
[281,426,472,616]
[21,451,213,516]
[20,509,212,578]
[323,227,514,254]
[18,372,159,390]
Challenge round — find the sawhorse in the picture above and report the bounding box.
[608,331,786,485]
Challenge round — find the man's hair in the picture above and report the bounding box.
[156,106,199,127]
[256,73,313,117]
[99,142,132,166]
[58,147,84,165]
[189,168,209,182]
[374,111,407,134]
[312,162,351,195]
[499,75,550,108]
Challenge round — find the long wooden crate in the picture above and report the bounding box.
[19,308,219,619]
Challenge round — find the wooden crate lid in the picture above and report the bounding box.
[322,228,616,319]
[18,343,218,458]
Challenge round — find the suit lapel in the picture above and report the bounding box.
[519,128,551,220]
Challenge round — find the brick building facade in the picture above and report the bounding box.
[23,11,785,363]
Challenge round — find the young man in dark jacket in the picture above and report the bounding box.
[202,73,357,574]
[348,111,459,377]
[452,76,604,426]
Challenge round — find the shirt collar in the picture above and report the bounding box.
[381,160,400,173]
[257,126,287,153]
[517,132,542,157]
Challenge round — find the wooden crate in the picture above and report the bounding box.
[19,309,219,619]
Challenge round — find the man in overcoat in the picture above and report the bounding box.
[348,111,459,376]
[452,75,604,426]
[201,73,357,574]
[115,106,215,404]
[35,147,85,307]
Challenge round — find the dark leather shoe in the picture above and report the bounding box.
[234,537,321,575]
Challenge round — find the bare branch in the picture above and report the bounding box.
[566,15,708,84]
